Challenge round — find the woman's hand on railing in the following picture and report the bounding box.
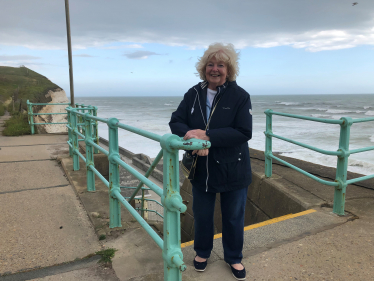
[192,149,209,156]
[183,129,210,141]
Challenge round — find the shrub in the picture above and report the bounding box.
[0,104,4,116]
[2,113,31,136]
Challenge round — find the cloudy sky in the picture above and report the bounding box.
[1,0,373,96]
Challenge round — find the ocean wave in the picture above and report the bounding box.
[278,102,300,106]
[370,135,374,143]
[365,111,374,116]
[325,109,353,114]
[356,110,365,113]
[364,106,371,109]
[311,114,330,118]
[164,103,172,106]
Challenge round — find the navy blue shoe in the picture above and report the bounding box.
[193,256,207,272]
[227,263,246,280]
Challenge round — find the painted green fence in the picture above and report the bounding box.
[27,100,71,134]
[264,109,374,215]
[66,106,210,281]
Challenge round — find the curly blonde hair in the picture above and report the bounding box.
[196,43,240,82]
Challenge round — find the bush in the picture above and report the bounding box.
[0,104,4,116]
[2,112,31,136]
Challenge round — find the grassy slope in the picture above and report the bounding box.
[0,66,62,135]
[0,66,60,109]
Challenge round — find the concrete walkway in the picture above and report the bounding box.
[0,114,111,280]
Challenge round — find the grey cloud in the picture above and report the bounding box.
[0,0,374,51]
[123,51,161,59]
[0,55,41,61]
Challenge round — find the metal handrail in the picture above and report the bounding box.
[264,109,374,215]
[66,105,210,280]
[26,100,73,134]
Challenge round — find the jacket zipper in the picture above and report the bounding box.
[205,86,221,192]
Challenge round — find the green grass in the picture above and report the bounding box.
[0,66,61,112]
[2,112,31,136]
[96,248,117,264]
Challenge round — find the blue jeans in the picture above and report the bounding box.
[192,186,248,264]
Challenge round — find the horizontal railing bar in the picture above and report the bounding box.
[269,132,342,156]
[88,140,109,156]
[67,141,73,148]
[31,112,68,115]
[352,117,374,123]
[33,122,68,125]
[113,157,163,197]
[86,115,108,123]
[76,150,86,162]
[30,103,71,105]
[127,149,164,203]
[170,137,211,150]
[270,154,339,186]
[350,146,374,155]
[120,186,151,190]
[117,122,162,142]
[270,111,344,125]
[134,208,164,219]
[89,165,109,188]
[113,190,163,248]
[74,129,85,139]
[346,174,374,185]
[78,139,85,142]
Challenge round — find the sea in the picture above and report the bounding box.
[75,94,374,176]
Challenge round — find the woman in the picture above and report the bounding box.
[169,43,252,280]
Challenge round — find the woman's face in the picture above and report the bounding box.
[205,56,228,90]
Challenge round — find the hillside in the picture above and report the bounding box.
[0,66,61,108]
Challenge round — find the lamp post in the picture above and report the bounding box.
[64,0,75,107]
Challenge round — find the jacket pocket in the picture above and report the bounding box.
[211,147,242,184]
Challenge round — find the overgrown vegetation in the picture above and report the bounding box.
[2,112,31,136]
[0,65,62,136]
[0,103,4,116]
[96,248,118,265]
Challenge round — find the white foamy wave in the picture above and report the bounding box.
[278,102,300,106]
[311,114,330,118]
[325,109,353,114]
[164,103,172,106]
[365,111,374,116]
[364,106,371,109]
[331,115,343,120]
[370,135,374,143]
[356,110,365,113]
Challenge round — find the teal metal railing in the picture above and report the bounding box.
[66,106,210,280]
[27,100,71,134]
[264,109,374,215]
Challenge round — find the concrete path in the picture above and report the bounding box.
[0,114,104,279]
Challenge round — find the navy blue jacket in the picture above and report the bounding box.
[169,80,252,193]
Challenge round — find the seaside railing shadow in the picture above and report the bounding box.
[26,100,71,134]
[264,109,374,215]
[66,105,210,281]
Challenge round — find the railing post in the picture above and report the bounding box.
[160,134,187,281]
[67,108,73,156]
[71,109,80,171]
[108,118,121,228]
[85,113,95,192]
[264,109,273,177]
[27,100,35,135]
[93,106,99,154]
[333,117,352,215]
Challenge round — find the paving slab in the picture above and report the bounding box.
[0,185,100,274]
[0,161,69,193]
[0,134,68,147]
